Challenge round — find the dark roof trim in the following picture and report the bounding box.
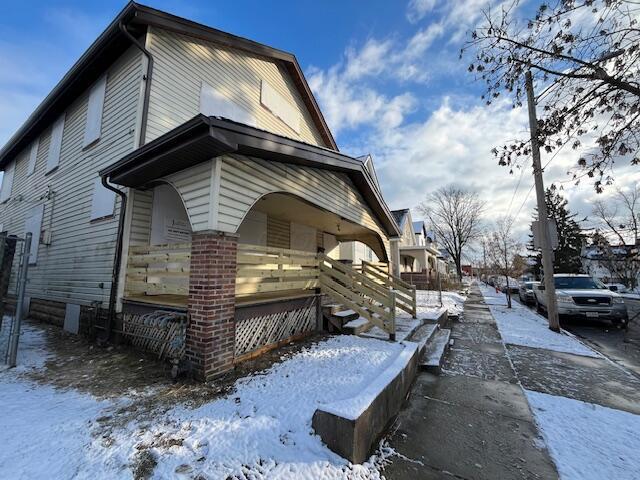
[0,2,337,168]
[391,209,410,231]
[100,115,400,236]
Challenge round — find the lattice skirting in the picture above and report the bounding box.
[235,297,317,357]
[122,311,188,362]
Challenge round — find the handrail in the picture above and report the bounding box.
[362,260,416,318]
[319,254,396,340]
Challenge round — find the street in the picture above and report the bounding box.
[516,293,640,378]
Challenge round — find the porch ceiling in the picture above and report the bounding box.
[99,115,401,237]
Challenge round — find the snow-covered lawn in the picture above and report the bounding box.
[480,285,599,358]
[0,323,404,479]
[526,390,640,480]
[399,289,466,320]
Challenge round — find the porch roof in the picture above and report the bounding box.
[100,114,401,236]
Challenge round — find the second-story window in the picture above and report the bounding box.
[199,82,257,127]
[0,161,15,203]
[27,139,39,176]
[46,115,65,174]
[84,75,107,147]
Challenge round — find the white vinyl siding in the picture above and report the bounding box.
[217,154,391,259]
[83,75,107,147]
[0,161,15,203]
[24,204,44,264]
[27,140,39,176]
[46,115,65,173]
[199,82,257,127]
[89,178,116,220]
[0,46,143,306]
[145,27,326,146]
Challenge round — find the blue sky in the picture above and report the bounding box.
[2,0,636,250]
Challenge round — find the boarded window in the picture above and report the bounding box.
[83,75,107,147]
[290,222,316,252]
[24,204,44,264]
[90,178,116,220]
[46,115,65,173]
[260,80,301,134]
[0,161,15,203]
[27,140,39,176]
[199,82,257,127]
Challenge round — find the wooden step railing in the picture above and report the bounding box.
[361,260,417,318]
[319,254,396,340]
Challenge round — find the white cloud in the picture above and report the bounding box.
[406,0,438,23]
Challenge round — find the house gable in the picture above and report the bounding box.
[144,27,328,147]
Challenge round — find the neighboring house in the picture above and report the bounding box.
[0,3,403,380]
[581,243,640,286]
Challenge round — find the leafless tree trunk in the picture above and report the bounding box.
[419,186,485,282]
[487,216,522,308]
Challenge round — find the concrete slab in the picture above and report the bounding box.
[450,322,502,343]
[443,338,517,383]
[384,374,558,480]
[508,344,640,415]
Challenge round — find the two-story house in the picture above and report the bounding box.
[0,3,405,380]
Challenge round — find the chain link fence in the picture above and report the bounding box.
[0,232,32,367]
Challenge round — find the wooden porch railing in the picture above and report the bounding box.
[319,254,396,339]
[125,243,191,296]
[235,244,319,297]
[361,260,417,318]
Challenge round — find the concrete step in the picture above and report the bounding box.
[408,322,439,351]
[419,328,452,375]
[343,316,372,335]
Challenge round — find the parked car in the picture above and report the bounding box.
[533,274,628,326]
[518,281,538,305]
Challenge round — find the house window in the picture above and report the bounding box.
[0,161,15,203]
[46,115,65,173]
[199,82,257,127]
[24,204,44,264]
[90,178,116,221]
[260,80,301,133]
[83,75,107,147]
[27,140,39,176]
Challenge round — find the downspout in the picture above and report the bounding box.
[101,21,153,340]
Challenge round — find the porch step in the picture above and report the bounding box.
[419,328,452,375]
[322,304,361,333]
[343,317,372,335]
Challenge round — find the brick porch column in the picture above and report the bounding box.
[186,231,238,381]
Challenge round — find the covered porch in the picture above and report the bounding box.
[101,115,405,380]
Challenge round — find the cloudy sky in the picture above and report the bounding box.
[1,0,638,245]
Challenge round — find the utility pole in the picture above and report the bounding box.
[525,71,560,332]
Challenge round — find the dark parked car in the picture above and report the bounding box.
[518,281,538,305]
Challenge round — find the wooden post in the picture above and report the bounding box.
[411,286,417,319]
[388,287,396,341]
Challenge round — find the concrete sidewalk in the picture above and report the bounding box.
[384,287,559,480]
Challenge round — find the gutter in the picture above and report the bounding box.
[101,21,154,340]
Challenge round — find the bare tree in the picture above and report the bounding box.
[589,186,640,288]
[419,186,485,281]
[486,216,522,308]
[463,0,640,192]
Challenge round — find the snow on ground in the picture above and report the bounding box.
[399,290,466,320]
[480,285,599,358]
[0,318,51,369]
[0,322,403,479]
[526,390,640,480]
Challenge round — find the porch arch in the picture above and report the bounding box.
[235,191,389,262]
[146,181,193,245]
[217,154,391,260]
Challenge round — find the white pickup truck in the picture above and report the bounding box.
[534,274,628,326]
